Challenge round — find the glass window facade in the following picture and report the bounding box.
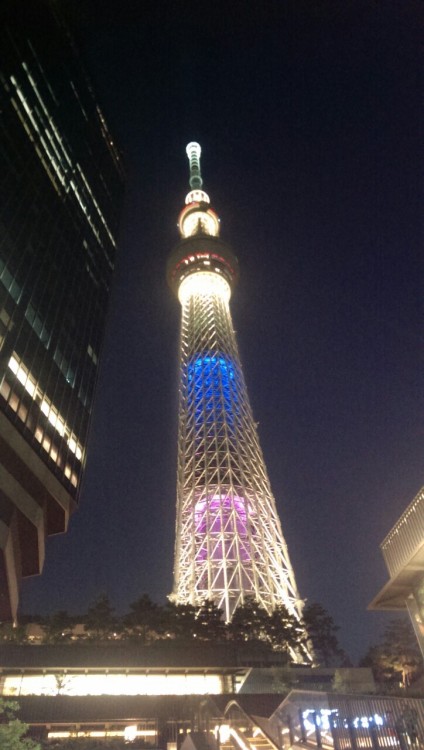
[0,0,125,620]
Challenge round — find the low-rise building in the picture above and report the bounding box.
[369,486,424,656]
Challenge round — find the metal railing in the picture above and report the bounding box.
[272,690,424,750]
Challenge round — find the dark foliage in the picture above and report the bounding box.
[16,594,345,665]
[360,617,422,689]
[302,602,349,666]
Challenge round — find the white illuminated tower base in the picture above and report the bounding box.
[168,144,309,659]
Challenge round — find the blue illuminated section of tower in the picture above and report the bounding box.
[167,143,310,661]
[188,356,237,428]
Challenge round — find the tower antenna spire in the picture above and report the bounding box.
[186,142,203,189]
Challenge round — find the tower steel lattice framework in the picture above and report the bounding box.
[167,143,309,656]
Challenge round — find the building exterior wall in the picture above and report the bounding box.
[370,486,424,658]
[381,487,424,579]
[0,0,124,620]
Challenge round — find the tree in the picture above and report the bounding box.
[53,672,72,696]
[302,602,348,666]
[361,618,422,688]
[381,618,423,687]
[360,644,392,685]
[193,600,226,641]
[41,610,75,643]
[162,601,198,640]
[267,604,304,660]
[123,594,162,644]
[0,698,40,749]
[230,598,270,643]
[83,594,118,640]
[0,622,28,644]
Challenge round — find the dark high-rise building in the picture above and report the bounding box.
[0,0,124,621]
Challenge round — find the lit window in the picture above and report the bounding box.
[0,263,22,302]
[17,403,28,423]
[68,435,83,461]
[16,366,35,397]
[178,272,231,305]
[9,355,37,398]
[40,403,66,436]
[3,671,223,696]
[0,380,11,401]
[9,392,19,412]
[0,308,11,327]
[8,353,84,462]
[124,726,138,742]
[185,189,210,205]
[42,436,51,453]
[87,344,98,365]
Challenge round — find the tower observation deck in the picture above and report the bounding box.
[167,143,309,657]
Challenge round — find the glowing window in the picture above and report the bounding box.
[9,392,19,412]
[3,671,224,696]
[8,355,84,465]
[0,308,11,327]
[17,403,28,423]
[178,271,231,305]
[0,380,11,401]
[87,344,98,365]
[9,355,37,398]
[42,436,51,453]
[185,189,210,204]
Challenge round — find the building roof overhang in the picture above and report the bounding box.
[0,644,254,671]
[368,564,424,610]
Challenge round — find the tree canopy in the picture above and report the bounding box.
[360,617,422,689]
[83,594,118,640]
[0,698,40,750]
[302,602,349,667]
[41,611,76,643]
[13,594,348,666]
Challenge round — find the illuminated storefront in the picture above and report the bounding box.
[2,670,228,697]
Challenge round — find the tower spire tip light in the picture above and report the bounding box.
[186,141,203,189]
[184,142,210,207]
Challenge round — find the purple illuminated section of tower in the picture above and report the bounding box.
[194,495,251,563]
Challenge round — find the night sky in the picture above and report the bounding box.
[20,0,423,663]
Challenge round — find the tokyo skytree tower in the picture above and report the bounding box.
[167,143,306,638]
